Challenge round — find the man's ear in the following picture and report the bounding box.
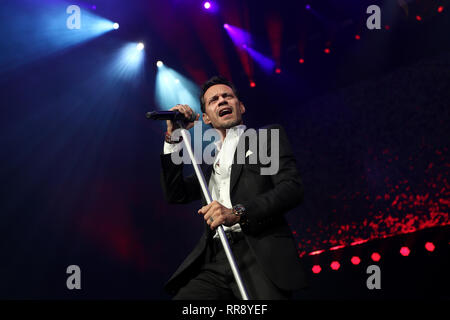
[239,102,246,114]
[202,112,211,125]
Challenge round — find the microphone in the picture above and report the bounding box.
[145,110,198,122]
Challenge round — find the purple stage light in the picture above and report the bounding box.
[243,46,275,74]
[223,24,252,48]
[204,2,211,9]
[305,4,311,10]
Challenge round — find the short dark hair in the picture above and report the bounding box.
[200,76,240,113]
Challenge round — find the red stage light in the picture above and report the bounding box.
[250,81,256,88]
[371,252,381,262]
[324,48,330,54]
[299,58,305,64]
[400,246,410,256]
[416,15,422,21]
[438,6,444,13]
[425,242,435,252]
[351,256,361,265]
[275,68,281,74]
[355,34,360,40]
[385,25,390,30]
[312,265,321,274]
[330,261,340,270]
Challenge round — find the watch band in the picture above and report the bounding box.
[165,131,183,144]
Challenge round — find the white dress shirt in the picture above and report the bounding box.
[163,125,246,238]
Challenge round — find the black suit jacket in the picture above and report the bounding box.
[160,124,306,295]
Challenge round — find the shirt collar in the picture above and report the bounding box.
[213,124,246,151]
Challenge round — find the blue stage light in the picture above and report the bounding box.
[0,0,116,72]
[107,42,145,81]
[155,64,200,114]
[136,42,145,51]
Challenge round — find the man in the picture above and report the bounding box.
[160,76,306,299]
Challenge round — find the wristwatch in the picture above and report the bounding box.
[165,131,183,144]
[232,204,248,227]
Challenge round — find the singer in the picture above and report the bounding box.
[160,76,306,299]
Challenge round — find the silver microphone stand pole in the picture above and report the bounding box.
[177,120,250,300]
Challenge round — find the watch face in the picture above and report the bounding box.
[234,204,245,215]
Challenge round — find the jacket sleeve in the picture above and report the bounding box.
[240,124,304,234]
[160,152,201,204]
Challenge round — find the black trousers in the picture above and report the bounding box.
[173,233,292,300]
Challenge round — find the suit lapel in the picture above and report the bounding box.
[229,129,250,196]
[200,162,213,197]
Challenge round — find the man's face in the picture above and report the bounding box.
[202,84,245,130]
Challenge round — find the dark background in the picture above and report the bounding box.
[0,0,448,299]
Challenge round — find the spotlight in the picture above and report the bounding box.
[305,4,311,10]
[204,1,211,9]
[250,81,256,88]
[351,256,361,265]
[312,265,321,274]
[324,48,330,54]
[299,58,305,64]
[371,252,381,262]
[114,42,145,80]
[223,23,229,29]
[355,34,360,40]
[330,261,340,270]
[416,15,422,21]
[156,60,163,67]
[425,242,435,252]
[113,22,119,30]
[438,6,444,13]
[400,246,410,256]
[275,68,281,74]
[136,42,144,51]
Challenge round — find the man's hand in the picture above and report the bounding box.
[166,104,200,134]
[198,201,240,230]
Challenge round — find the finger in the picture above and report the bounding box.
[204,206,218,223]
[203,210,211,222]
[170,104,181,111]
[182,105,192,119]
[210,216,224,229]
[198,202,213,214]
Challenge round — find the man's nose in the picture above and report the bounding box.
[218,97,228,106]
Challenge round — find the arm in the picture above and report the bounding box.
[160,143,201,204]
[159,103,201,204]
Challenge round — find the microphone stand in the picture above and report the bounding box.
[176,120,250,300]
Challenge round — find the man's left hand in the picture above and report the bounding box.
[198,201,240,230]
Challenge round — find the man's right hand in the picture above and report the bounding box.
[166,104,200,134]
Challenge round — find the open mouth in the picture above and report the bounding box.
[218,107,233,117]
